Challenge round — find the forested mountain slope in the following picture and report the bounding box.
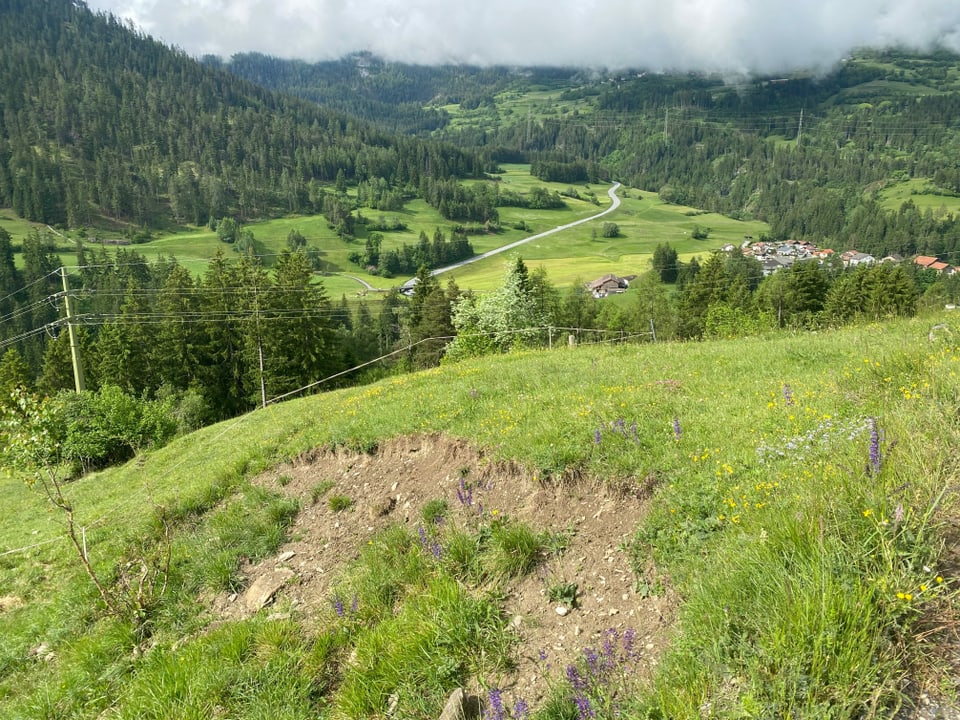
[232,50,960,260]
[0,0,488,229]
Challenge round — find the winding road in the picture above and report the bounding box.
[401,181,622,289]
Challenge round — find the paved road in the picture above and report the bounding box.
[342,275,378,291]
[401,181,622,289]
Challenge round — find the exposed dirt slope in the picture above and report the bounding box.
[215,434,677,705]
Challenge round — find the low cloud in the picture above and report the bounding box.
[86,0,960,73]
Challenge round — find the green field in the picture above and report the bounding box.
[1,314,957,718]
[877,177,960,214]
[4,166,767,297]
[442,185,768,290]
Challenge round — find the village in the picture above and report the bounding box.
[586,238,960,298]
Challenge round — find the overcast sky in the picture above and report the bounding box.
[85,0,960,74]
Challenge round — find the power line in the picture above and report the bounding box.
[0,269,62,307]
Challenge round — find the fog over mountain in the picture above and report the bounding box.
[86,0,960,73]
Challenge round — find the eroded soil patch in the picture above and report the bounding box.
[215,434,677,705]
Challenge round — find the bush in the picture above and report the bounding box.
[601,222,620,238]
[59,386,177,472]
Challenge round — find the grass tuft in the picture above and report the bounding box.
[327,494,354,513]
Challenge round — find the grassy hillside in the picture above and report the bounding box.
[2,314,958,718]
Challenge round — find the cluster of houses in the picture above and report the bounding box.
[727,239,900,276]
[586,240,959,299]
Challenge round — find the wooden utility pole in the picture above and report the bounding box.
[254,282,266,409]
[60,267,85,392]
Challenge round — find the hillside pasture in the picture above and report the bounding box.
[0,315,957,718]
[878,177,960,215]
[441,187,768,290]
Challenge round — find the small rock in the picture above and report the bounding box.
[243,569,295,611]
[555,606,569,616]
[438,688,483,720]
[368,497,396,519]
[621,593,629,601]
[228,593,238,603]
[511,614,523,628]
[390,481,399,492]
[608,608,619,616]
[277,551,296,563]
[574,625,582,636]
[387,692,400,716]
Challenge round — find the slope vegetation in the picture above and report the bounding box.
[1,316,959,718]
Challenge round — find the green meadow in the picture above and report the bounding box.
[4,165,767,299]
[877,177,960,214]
[443,186,768,290]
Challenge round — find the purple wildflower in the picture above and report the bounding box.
[513,698,530,720]
[485,689,505,720]
[332,594,345,618]
[672,416,682,442]
[430,541,442,559]
[538,648,548,662]
[583,646,600,679]
[782,383,794,406]
[574,693,595,720]
[622,627,637,661]
[566,664,586,692]
[457,477,473,507]
[894,503,904,523]
[418,525,428,546]
[630,421,639,441]
[594,428,602,445]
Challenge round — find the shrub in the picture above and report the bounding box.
[601,222,619,238]
[59,386,177,472]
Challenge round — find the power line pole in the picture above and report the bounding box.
[797,107,804,146]
[60,267,86,392]
[254,281,266,409]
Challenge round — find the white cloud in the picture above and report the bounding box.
[85,0,960,72]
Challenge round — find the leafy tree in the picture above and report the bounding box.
[445,257,546,361]
[217,217,239,244]
[632,271,678,341]
[0,389,120,614]
[0,348,31,403]
[601,222,620,238]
